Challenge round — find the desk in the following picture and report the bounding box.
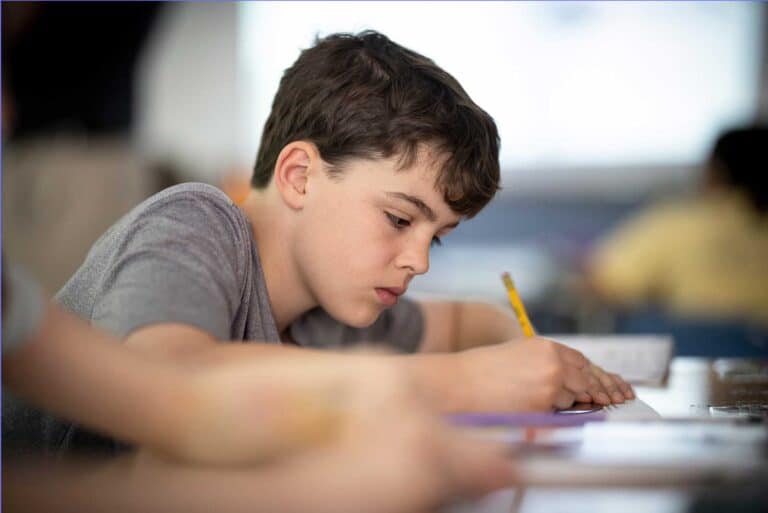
[449,357,768,513]
[639,357,768,417]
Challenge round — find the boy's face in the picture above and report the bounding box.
[295,150,461,328]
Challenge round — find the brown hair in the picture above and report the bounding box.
[252,30,500,217]
[709,126,768,215]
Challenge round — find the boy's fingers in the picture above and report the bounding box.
[584,371,611,405]
[556,344,589,369]
[562,365,589,397]
[604,371,633,401]
[590,364,624,404]
[612,373,635,399]
[553,389,576,410]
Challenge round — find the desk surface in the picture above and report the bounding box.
[450,357,768,513]
[638,357,768,417]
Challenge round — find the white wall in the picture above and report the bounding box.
[133,2,766,195]
[135,3,241,182]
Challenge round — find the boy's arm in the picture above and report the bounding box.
[123,322,332,366]
[6,404,514,513]
[3,308,353,465]
[127,321,630,414]
[3,306,190,453]
[418,300,522,353]
[414,300,634,409]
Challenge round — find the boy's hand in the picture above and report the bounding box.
[307,361,516,512]
[165,355,386,465]
[452,337,633,411]
[306,407,516,513]
[132,386,514,513]
[585,361,635,405]
[142,354,515,511]
[163,350,516,484]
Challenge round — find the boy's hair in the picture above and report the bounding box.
[251,30,500,217]
[710,126,768,214]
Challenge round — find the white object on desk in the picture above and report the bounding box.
[550,335,673,385]
[603,398,661,421]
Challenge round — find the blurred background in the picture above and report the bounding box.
[3,1,767,354]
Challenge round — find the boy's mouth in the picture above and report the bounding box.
[375,287,404,306]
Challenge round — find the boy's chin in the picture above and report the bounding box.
[330,304,383,329]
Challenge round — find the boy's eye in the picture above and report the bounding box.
[385,212,411,229]
[386,212,443,247]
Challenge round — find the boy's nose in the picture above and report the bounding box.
[395,240,430,275]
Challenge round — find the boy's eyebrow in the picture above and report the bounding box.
[386,192,437,221]
[385,192,460,229]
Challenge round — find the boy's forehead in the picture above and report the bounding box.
[389,162,462,223]
[335,148,462,221]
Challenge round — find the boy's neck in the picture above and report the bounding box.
[239,189,318,333]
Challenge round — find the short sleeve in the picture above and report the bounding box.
[87,188,249,341]
[2,262,46,354]
[289,296,424,353]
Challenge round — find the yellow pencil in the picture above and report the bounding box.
[501,272,536,337]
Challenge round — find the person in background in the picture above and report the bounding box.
[2,260,515,512]
[588,126,768,330]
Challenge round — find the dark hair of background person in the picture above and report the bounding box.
[709,126,768,215]
[251,30,501,218]
[1,2,162,138]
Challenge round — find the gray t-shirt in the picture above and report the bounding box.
[4,182,423,455]
[2,262,45,355]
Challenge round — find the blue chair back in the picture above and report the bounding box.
[615,309,768,357]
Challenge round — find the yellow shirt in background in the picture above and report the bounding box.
[590,190,768,327]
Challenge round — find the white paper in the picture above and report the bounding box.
[549,335,673,385]
[602,398,661,421]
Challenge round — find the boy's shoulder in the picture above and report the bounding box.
[147,182,236,208]
[90,181,251,257]
[128,182,246,229]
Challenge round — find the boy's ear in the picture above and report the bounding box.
[273,141,320,209]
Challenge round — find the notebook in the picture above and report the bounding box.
[549,335,674,385]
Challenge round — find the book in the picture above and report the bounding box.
[549,335,673,385]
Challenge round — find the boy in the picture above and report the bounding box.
[7,31,631,455]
